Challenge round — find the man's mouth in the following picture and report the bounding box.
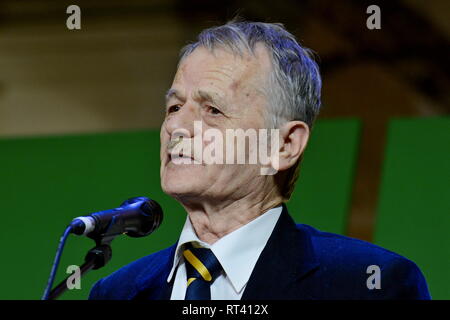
[166,136,202,165]
[167,151,200,165]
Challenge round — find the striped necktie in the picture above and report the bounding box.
[183,244,222,300]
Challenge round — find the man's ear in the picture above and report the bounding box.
[276,121,310,171]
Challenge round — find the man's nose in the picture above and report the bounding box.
[164,104,198,138]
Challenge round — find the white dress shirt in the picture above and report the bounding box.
[167,206,282,300]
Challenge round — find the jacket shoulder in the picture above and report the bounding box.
[299,224,406,262]
[88,244,176,300]
[297,224,431,299]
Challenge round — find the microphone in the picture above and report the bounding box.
[70,197,163,239]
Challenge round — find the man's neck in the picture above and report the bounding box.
[179,193,283,244]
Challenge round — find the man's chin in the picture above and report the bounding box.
[161,179,200,199]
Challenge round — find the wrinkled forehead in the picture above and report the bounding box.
[173,43,272,95]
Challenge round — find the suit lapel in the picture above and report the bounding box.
[132,244,177,300]
[242,204,319,300]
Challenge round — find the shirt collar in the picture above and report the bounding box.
[167,206,282,293]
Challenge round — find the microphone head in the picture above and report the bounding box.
[119,196,149,207]
[121,197,163,238]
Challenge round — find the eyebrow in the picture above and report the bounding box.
[165,88,184,104]
[165,88,226,108]
[195,89,225,108]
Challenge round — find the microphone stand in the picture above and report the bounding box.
[47,238,113,300]
[44,197,163,300]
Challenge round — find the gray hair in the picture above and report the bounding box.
[179,20,322,129]
[178,20,322,199]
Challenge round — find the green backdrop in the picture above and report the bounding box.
[374,117,450,300]
[5,117,444,300]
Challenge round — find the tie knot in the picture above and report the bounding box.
[183,244,222,283]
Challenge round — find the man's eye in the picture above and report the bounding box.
[167,105,181,113]
[206,106,222,115]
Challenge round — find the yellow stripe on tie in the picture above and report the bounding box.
[187,277,197,287]
[183,249,212,281]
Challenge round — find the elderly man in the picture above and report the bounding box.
[89,20,430,300]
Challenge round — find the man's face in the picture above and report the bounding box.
[160,44,272,202]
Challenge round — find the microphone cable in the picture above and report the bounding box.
[41,225,73,300]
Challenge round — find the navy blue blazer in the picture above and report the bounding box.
[88,205,431,300]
